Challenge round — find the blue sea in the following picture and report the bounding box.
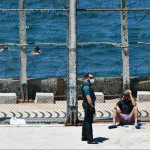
[0,0,150,78]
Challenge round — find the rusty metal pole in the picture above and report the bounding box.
[19,0,28,102]
[66,0,78,125]
[121,0,130,90]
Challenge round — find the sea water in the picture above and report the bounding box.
[0,0,150,78]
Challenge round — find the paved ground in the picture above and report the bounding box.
[0,100,150,122]
[0,123,150,149]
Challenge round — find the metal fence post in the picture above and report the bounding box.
[121,0,130,90]
[19,0,28,101]
[66,0,79,125]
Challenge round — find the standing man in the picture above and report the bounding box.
[81,73,98,144]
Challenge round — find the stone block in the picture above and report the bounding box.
[0,93,17,104]
[137,91,150,102]
[35,92,54,104]
[95,92,104,103]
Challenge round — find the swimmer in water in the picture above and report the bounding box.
[31,46,41,55]
[0,43,8,52]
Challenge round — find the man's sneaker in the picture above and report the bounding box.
[87,141,98,144]
[81,137,87,141]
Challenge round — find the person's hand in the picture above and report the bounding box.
[128,89,132,95]
[93,107,95,114]
[90,107,95,114]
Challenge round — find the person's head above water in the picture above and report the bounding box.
[34,46,40,53]
[2,43,8,50]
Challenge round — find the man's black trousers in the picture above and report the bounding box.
[82,102,93,141]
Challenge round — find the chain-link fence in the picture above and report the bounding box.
[0,0,150,124]
[0,1,68,124]
[77,0,150,122]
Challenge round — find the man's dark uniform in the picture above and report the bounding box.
[81,80,96,141]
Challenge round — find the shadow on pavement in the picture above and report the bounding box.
[93,137,109,143]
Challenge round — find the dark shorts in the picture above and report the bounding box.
[119,113,134,125]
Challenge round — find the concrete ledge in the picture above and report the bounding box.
[35,92,54,104]
[0,93,17,104]
[95,92,104,103]
[137,91,150,102]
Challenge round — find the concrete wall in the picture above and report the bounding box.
[0,77,150,99]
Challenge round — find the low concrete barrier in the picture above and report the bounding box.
[137,91,150,102]
[35,92,54,104]
[95,92,104,103]
[1,77,150,100]
[0,93,17,104]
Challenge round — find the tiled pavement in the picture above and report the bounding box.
[0,99,150,123]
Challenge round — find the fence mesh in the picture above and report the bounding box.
[0,0,150,124]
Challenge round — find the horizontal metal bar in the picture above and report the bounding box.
[31,43,67,46]
[0,9,150,12]
[33,42,122,47]
[0,43,66,46]
[0,43,28,46]
[77,9,150,11]
[55,94,120,100]
[78,42,122,47]
[0,9,67,12]
[1,41,150,47]
[0,42,122,47]
[130,42,150,45]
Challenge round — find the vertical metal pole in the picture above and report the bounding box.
[66,0,70,118]
[66,0,78,125]
[19,0,28,101]
[121,0,130,90]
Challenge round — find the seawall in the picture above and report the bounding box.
[0,76,149,99]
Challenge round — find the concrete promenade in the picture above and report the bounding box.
[0,100,150,121]
[0,123,150,149]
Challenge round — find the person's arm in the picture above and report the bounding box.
[128,90,136,106]
[115,105,122,113]
[115,100,122,113]
[115,101,122,113]
[86,95,94,108]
